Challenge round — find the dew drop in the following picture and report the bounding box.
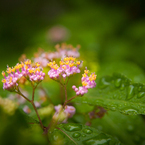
[126,85,135,100]
[138,86,142,91]
[120,84,125,90]
[111,107,116,111]
[77,138,80,141]
[115,78,122,88]
[98,77,110,89]
[82,134,86,137]
[137,92,145,98]
[52,131,65,142]
[124,109,138,115]
[83,128,93,134]
[72,132,81,138]
[113,94,117,99]
[83,133,111,145]
[63,124,82,132]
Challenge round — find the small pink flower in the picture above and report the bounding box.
[54,104,76,123]
[72,69,97,96]
[48,57,81,80]
[2,59,45,90]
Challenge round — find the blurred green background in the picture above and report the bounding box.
[1,0,145,72]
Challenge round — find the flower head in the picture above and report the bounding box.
[48,56,81,80]
[72,69,97,96]
[33,43,80,67]
[2,59,45,90]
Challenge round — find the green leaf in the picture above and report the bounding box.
[97,61,145,83]
[73,73,145,115]
[92,111,145,145]
[49,123,122,145]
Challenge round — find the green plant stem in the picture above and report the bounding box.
[31,101,44,130]
[15,87,44,130]
[32,83,39,101]
[63,95,77,108]
[15,89,31,103]
[64,85,67,102]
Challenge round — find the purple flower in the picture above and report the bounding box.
[2,59,45,90]
[54,104,76,123]
[72,69,97,96]
[48,57,81,80]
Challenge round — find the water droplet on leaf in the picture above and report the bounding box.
[120,84,125,90]
[137,92,145,98]
[138,86,142,91]
[98,77,110,89]
[82,134,86,137]
[72,132,81,138]
[51,131,65,143]
[126,85,135,100]
[63,124,82,132]
[83,129,93,134]
[115,78,122,87]
[83,133,111,145]
[113,94,117,99]
[111,107,116,111]
[124,109,138,115]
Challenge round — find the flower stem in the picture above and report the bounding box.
[63,95,77,108]
[31,101,44,130]
[15,87,44,130]
[15,89,31,103]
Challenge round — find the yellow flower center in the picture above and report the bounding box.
[69,63,74,67]
[6,67,12,74]
[82,73,87,77]
[62,65,66,70]
[84,70,89,74]
[9,77,13,83]
[89,74,97,81]
[2,79,6,83]
[82,81,88,86]
[2,71,5,77]
[53,64,59,70]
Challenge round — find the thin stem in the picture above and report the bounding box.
[32,83,39,101]
[64,85,67,102]
[31,101,44,130]
[15,89,31,103]
[15,86,44,130]
[63,95,77,108]
[59,84,64,104]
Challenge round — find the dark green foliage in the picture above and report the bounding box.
[49,123,122,145]
[74,73,145,115]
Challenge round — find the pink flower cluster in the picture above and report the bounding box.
[2,59,45,90]
[48,57,81,79]
[34,44,80,67]
[54,104,76,123]
[72,69,97,96]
